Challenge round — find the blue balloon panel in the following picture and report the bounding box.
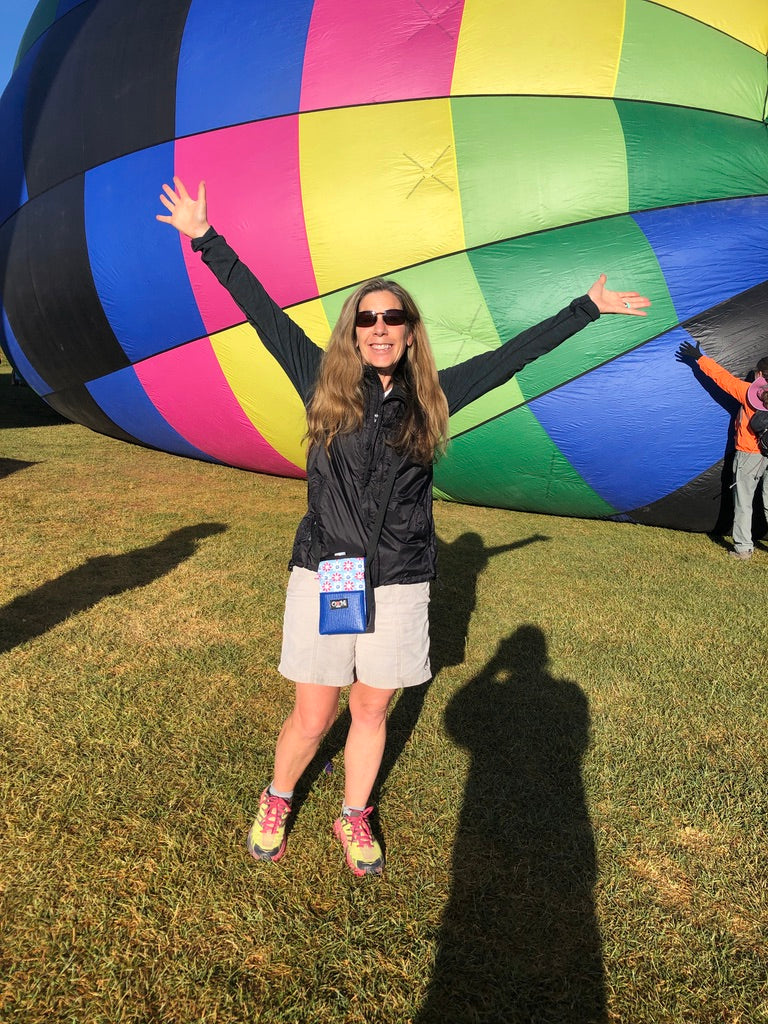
[85,143,207,362]
[86,366,218,461]
[634,197,768,323]
[177,0,315,135]
[531,328,736,512]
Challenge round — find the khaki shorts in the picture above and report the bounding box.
[278,567,431,689]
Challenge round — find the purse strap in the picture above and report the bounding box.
[364,450,402,563]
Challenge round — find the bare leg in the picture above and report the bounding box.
[343,680,398,808]
[272,683,341,793]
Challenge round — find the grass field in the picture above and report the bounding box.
[1,365,766,1023]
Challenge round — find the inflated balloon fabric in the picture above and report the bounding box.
[1,0,768,531]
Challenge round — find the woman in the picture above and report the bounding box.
[158,178,650,876]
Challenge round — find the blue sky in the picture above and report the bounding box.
[0,0,40,93]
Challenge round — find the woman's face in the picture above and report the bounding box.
[354,290,411,385]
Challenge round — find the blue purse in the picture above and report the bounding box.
[317,453,401,635]
[318,555,368,634]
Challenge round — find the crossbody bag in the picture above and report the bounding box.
[317,452,402,635]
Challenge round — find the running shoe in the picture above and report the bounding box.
[333,807,384,877]
[247,788,291,862]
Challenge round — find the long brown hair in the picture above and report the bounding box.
[305,278,449,464]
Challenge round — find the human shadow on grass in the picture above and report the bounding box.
[290,531,549,815]
[0,523,226,655]
[415,625,606,1024]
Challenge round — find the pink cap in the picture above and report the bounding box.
[747,377,768,411]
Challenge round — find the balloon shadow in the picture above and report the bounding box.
[291,532,550,814]
[0,523,227,655]
[415,625,606,1024]
[0,370,70,430]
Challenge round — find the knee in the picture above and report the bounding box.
[348,688,394,730]
[290,704,336,743]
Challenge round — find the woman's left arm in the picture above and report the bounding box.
[439,275,650,415]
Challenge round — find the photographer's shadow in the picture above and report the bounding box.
[416,625,606,1024]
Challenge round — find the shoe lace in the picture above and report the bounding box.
[346,808,375,849]
[260,794,289,835]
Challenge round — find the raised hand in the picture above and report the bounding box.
[676,340,703,364]
[587,273,651,316]
[156,177,210,239]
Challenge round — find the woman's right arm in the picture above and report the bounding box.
[157,177,322,399]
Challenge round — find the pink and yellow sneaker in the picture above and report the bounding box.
[247,788,291,862]
[333,807,384,877]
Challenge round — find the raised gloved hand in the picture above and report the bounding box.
[676,339,703,364]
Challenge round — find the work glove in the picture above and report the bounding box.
[676,339,703,364]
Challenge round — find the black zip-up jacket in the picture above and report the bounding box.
[191,229,600,586]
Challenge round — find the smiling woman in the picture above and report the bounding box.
[156,174,648,878]
[302,273,451,468]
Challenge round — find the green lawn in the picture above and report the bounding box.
[1,366,766,1023]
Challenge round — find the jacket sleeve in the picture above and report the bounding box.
[697,355,749,403]
[190,227,323,402]
[437,295,600,415]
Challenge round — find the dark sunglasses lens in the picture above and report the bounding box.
[355,309,407,327]
[382,310,406,325]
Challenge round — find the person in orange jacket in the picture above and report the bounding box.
[678,339,768,559]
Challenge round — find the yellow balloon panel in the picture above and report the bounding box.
[286,297,332,351]
[656,0,768,51]
[452,0,625,97]
[211,323,308,468]
[299,101,466,293]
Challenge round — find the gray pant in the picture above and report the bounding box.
[732,450,768,553]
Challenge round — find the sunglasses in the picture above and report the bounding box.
[355,308,408,328]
